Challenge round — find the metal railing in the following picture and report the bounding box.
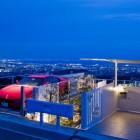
[94,78,140,87]
[81,82,117,129]
[81,88,101,129]
[117,80,140,87]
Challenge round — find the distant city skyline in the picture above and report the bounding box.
[1,58,140,82]
[0,0,140,60]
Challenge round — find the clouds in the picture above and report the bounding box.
[84,0,140,8]
[81,0,140,20]
[96,13,140,20]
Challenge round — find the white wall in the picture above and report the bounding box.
[101,82,118,119]
[96,80,107,88]
[118,86,140,113]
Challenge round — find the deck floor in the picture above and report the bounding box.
[88,111,140,140]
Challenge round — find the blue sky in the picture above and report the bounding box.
[0,0,140,60]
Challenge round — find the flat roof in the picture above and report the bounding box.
[80,58,140,64]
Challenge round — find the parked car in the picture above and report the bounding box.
[0,74,69,109]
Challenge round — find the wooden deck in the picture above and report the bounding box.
[88,111,140,140]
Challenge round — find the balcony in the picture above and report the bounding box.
[0,74,140,139]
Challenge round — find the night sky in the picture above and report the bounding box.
[0,0,140,60]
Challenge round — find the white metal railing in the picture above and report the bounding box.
[95,78,140,87]
[81,82,117,129]
[81,88,101,129]
[117,80,140,87]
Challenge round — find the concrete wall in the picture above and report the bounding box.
[101,83,118,119]
[118,86,140,113]
[96,80,107,88]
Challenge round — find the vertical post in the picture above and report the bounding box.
[135,81,137,87]
[57,83,60,103]
[48,90,52,123]
[20,86,26,117]
[33,87,38,100]
[12,76,14,84]
[56,115,60,130]
[81,92,88,129]
[115,62,118,87]
[68,80,70,103]
[40,113,44,126]
[32,87,38,117]
[123,80,126,85]
[50,92,52,102]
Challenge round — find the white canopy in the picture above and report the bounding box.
[80,58,140,64]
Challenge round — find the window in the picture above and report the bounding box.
[18,77,44,86]
[45,76,60,83]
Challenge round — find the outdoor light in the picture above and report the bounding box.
[118,86,124,92]
[114,86,124,92]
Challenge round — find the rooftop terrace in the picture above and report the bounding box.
[0,70,140,139]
